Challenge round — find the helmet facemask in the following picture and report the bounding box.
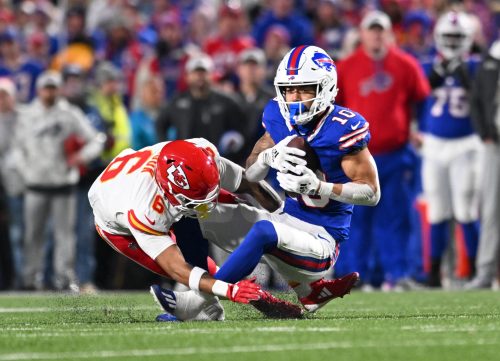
[275,77,336,126]
[171,185,219,219]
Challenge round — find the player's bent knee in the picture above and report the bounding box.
[250,220,278,248]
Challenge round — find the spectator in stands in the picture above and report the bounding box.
[204,4,255,86]
[129,76,164,150]
[15,71,104,290]
[262,25,291,85]
[400,10,434,61]
[252,0,314,48]
[0,29,44,103]
[467,39,500,290]
[187,6,214,48]
[134,12,192,107]
[101,16,143,103]
[314,0,351,60]
[90,61,131,164]
[335,11,430,290]
[235,48,274,157]
[26,31,51,67]
[29,2,58,56]
[0,77,23,289]
[61,65,107,294]
[156,54,246,163]
[61,6,96,49]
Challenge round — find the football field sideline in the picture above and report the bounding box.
[0,290,498,361]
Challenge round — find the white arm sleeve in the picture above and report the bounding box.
[218,157,244,192]
[332,182,380,206]
[317,181,380,206]
[244,152,269,182]
[317,152,380,206]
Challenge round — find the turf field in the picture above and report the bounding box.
[0,290,498,361]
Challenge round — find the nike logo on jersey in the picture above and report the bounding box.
[351,121,361,130]
[144,215,156,225]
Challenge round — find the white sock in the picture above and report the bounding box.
[293,283,313,298]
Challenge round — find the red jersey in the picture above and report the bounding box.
[204,35,254,75]
[336,46,430,155]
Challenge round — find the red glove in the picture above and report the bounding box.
[226,277,262,304]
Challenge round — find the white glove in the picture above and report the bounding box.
[259,135,306,174]
[277,166,331,196]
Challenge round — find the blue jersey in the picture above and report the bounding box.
[419,57,479,139]
[262,99,371,243]
[0,60,44,103]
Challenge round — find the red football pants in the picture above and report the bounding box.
[95,224,218,278]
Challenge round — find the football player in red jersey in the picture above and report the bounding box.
[89,138,302,320]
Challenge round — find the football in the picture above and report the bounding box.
[286,136,321,175]
[285,136,321,198]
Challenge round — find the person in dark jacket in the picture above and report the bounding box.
[156,54,246,164]
[467,41,500,289]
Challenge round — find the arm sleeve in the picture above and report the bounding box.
[218,157,244,192]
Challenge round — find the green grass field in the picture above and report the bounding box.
[0,290,498,361]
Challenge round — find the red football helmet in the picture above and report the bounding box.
[155,140,220,218]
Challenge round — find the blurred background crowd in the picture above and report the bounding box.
[0,0,499,293]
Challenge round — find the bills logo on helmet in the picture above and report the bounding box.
[312,52,335,72]
[167,164,190,190]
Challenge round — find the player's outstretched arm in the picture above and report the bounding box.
[245,132,306,181]
[155,245,261,304]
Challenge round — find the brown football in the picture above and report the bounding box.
[285,136,321,198]
[286,136,321,174]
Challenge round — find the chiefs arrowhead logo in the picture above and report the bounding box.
[167,164,190,190]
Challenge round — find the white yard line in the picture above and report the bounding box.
[1,326,344,338]
[0,339,498,361]
[0,306,157,313]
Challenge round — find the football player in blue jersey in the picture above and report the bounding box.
[151,45,380,319]
[419,11,481,287]
[212,45,381,312]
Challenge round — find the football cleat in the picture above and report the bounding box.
[155,313,179,322]
[150,284,225,321]
[150,284,178,319]
[299,272,360,313]
[250,290,304,319]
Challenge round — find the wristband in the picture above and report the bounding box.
[188,267,207,291]
[316,181,333,198]
[211,280,230,298]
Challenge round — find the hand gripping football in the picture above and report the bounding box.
[285,136,321,197]
[286,136,320,175]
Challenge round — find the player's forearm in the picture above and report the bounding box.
[317,181,380,206]
[245,151,270,181]
[155,246,233,298]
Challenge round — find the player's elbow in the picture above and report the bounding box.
[368,187,381,206]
